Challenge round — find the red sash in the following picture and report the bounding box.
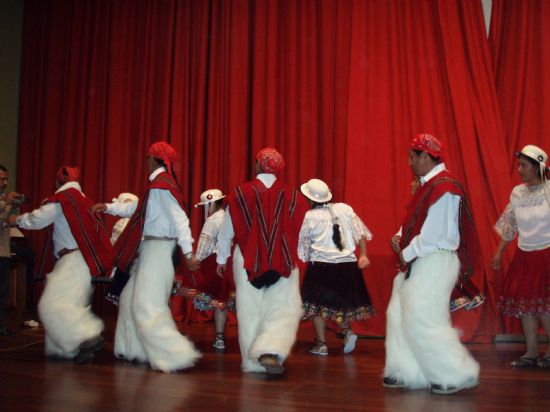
[114,172,184,272]
[48,188,114,276]
[227,178,308,281]
[399,170,481,283]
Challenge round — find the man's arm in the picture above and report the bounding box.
[16,203,60,230]
[93,200,137,218]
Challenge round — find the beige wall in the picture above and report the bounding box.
[0,0,23,190]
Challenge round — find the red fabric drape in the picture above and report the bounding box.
[18,0,513,340]
[489,0,550,334]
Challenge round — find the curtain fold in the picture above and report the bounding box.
[18,0,514,340]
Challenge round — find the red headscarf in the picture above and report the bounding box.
[55,166,80,185]
[147,141,177,174]
[256,147,285,175]
[410,133,444,160]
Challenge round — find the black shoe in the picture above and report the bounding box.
[382,376,405,389]
[0,326,15,337]
[74,336,105,364]
[258,354,284,375]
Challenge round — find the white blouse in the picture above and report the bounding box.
[196,208,225,261]
[494,181,550,251]
[298,203,372,264]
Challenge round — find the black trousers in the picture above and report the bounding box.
[0,257,10,325]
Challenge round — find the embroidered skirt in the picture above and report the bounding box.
[301,261,375,323]
[178,255,236,311]
[498,246,550,318]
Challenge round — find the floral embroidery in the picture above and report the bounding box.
[302,301,376,323]
[172,282,236,312]
[192,292,236,312]
[498,296,550,318]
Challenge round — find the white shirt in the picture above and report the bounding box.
[16,181,82,258]
[494,181,550,251]
[298,203,372,263]
[216,173,276,264]
[400,163,461,263]
[104,167,194,254]
[196,208,225,261]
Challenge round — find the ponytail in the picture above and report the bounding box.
[328,204,345,251]
[332,223,344,251]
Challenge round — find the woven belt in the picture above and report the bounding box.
[58,248,78,258]
[143,236,176,241]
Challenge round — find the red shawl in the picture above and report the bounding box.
[227,178,308,281]
[399,170,481,283]
[114,171,184,272]
[48,188,114,276]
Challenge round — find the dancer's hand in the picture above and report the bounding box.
[390,235,401,253]
[185,255,200,271]
[92,203,107,213]
[216,264,226,278]
[492,252,503,270]
[357,255,370,269]
[398,251,406,266]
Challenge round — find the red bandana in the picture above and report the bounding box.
[256,147,285,175]
[56,166,80,185]
[410,133,444,160]
[147,141,177,174]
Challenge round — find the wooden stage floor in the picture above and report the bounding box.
[1,313,549,412]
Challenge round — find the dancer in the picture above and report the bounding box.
[383,133,481,395]
[93,141,201,372]
[298,178,375,355]
[177,188,235,350]
[493,144,550,368]
[15,166,113,362]
[216,147,308,374]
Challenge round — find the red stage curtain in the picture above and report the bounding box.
[489,0,550,333]
[18,0,513,340]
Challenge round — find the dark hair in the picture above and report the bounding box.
[0,164,7,173]
[332,223,344,251]
[313,202,344,251]
[412,149,441,164]
[518,153,544,179]
[153,157,180,183]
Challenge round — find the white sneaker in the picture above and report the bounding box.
[343,331,357,354]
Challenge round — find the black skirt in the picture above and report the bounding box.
[301,261,375,323]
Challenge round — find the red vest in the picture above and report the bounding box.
[114,172,184,272]
[48,188,114,276]
[399,170,481,283]
[227,178,308,281]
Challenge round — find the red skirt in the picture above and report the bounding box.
[498,246,550,318]
[177,255,236,311]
